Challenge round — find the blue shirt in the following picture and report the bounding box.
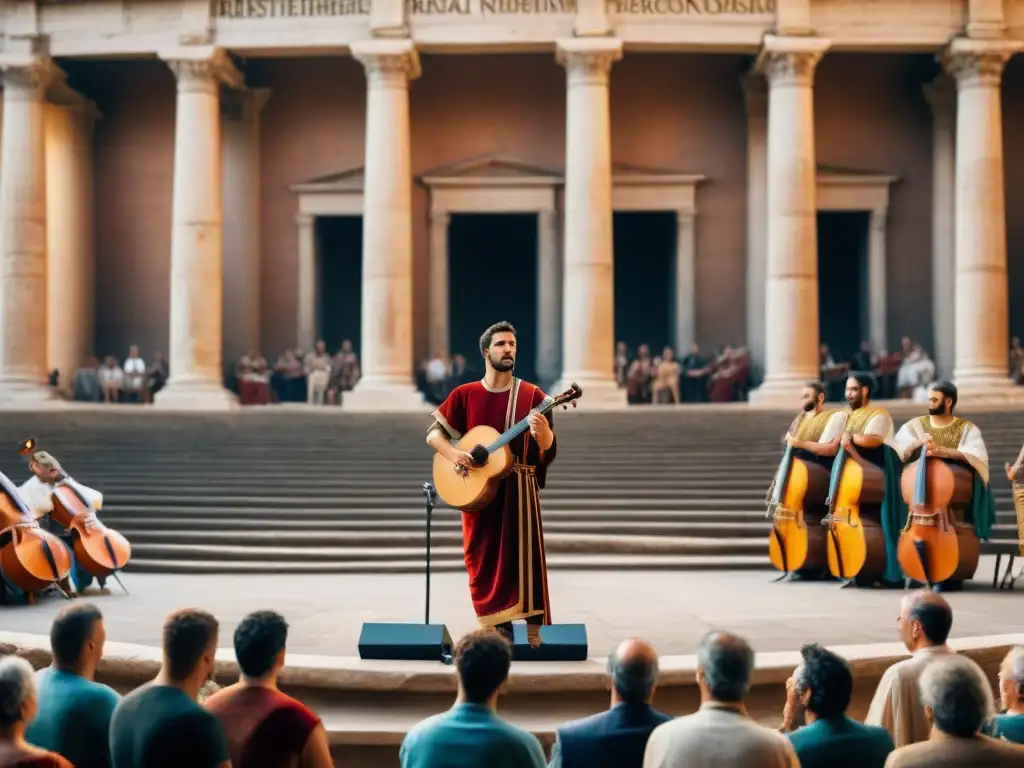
[400,702,546,768]
[26,667,122,768]
[984,713,1024,744]
[787,715,894,768]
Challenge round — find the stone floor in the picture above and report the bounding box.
[4,558,1020,655]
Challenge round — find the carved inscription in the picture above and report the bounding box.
[607,0,774,13]
[409,0,576,14]
[216,0,370,17]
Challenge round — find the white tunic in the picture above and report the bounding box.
[894,416,989,484]
[17,476,104,521]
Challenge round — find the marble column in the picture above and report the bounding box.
[155,49,242,410]
[295,212,316,351]
[749,36,829,406]
[554,38,624,404]
[428,210,449,358]
[945,38,1023,399]
[867,210,888,356]
[924,75,956,379]
[536,207,561,385]
[222,87,270,368]
[45,86,99,390]
[0,58,55,404]
[675,211,697,354]
[347,39,423,410]
[742,72,768,369]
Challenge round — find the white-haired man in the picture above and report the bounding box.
[985,646,1024,744]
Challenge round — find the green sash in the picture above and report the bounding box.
[970,472,996,540]
[879,446,908,584]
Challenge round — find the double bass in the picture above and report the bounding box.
[766,442,830,578]
[19,439,132,593]
[897,442,979,586]
[0,470,72,604]
[822,439,889,584]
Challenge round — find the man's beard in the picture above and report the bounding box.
[847,396,864,410]
[802,401,816,412]
[489,352,515,372]
[928,405,945,416]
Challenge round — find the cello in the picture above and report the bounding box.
[897,439,978,587]
[0,470,72,604]
[19,439,132,593]
[766,441,830,579]
[822,439,889,584]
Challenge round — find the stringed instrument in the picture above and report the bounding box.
[0,470,72,601]
[432,383,583,511]
[766,442,830,577]
[898,444,978,586]
[822,442,888,583]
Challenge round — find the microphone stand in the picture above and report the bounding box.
[422,482,436,625]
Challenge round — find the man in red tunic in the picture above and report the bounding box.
[426,321,557,644]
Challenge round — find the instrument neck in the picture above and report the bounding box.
[486,397,556,454]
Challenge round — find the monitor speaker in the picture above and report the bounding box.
[357,623,454,663]
[511,623,588,662]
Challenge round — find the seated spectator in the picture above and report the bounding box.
[0,655,73,768]
[147,353,168,401]
[550,638,670,768]
[99,356,123,403]
[122,346,146,403]
[400,629,545,768]
[273,350,304,403]
[109,609,229,768]
[644,630,798,767]
[884,655,1024,767]
[896,338,935,398]
[783,643,893,768]
[305,341,331,405]
[236,353,271,406]
[625,345,653,404]
[73,357,103,402]
[204,610,331,768]
[25,603,121,768]
[865,591,954,747]
[985,645,1024,744]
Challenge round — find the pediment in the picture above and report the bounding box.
[291,166,365,193]
[817,164,899,186]
[611,161,706,187]
[418,154,562,187]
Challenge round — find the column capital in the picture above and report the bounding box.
[756,35,830,86]
[46,69,102,128]
[351,39,421,87]
[922,73,955,122]
[556,38,623,84]
[740,71,768,118]
[160,47,243,94]
[221,87,271,122]
[0,55,60,95]
[942,38,1021,88]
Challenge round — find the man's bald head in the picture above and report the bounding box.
[899,590,953,650]
[696,630,754,704]
[607,638,659,705]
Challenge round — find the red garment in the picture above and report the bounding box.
[0,749,73,768]
[203,685,321,768]
[432,379,556,626]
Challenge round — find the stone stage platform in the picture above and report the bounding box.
[2,566,1021,768]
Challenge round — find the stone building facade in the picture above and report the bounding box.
[0,0,1023,408]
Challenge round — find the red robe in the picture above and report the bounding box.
[430,378,556,626]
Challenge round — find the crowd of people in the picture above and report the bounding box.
[1,590,1021,767]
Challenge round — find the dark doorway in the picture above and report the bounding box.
[448,213,538,382]
[613,211,676,356]
[817,211,869,362]
[317,216,362,354]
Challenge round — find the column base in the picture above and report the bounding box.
[0,378,54,409]
[344,376,427,411]
[747,373,816,408]
[551,373,625,408]
[153,378,239,411]
[951,371,1024,406]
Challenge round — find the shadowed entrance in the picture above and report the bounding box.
[316,216,362,354]
[613,211,676,355]
[448,213,538,382]
[818,211,869,362]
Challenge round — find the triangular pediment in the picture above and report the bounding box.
[291,166,365,193]
[418,154,562,184]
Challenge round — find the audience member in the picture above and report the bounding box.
[204,610,332,768]
[26,603,121,768]
[643,630,798,768]
[0,655,73,768]
[865,590,954,747]
[400,629,545,768]
[109,609,229,768]
[985,645,1024,744]
[549,638,671,768]
[783,643,893,768]
[884,655,1024,767]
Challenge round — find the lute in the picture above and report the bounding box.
[431,382,583,511]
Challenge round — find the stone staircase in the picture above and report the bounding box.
[0,406,1020,574]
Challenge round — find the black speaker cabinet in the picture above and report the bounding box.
[512,623,588,661]
[357,623,454,663]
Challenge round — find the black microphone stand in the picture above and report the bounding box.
[422,482,436,625]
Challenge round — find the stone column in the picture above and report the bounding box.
[742,72,768,368]
[945,38,1023,399]
[295,212,316,351]
[222,87,270,368]
[536,207,561,385]
[155,49,242,410]
[347,39,423,410]
[554,38,624,404]
[924,75,956,378]
[867,210,888,355]
[45,86,99,391]
[0,58,55,404]
[427,210,449,358]
[675,211,697,354]
[749,36,830,406]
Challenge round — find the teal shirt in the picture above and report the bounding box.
[400,703,546,768]
[25,667,121,768]
[787,715,894,768]
[984,713,1024,744]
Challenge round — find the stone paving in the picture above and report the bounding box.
[3,558,1020,656]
